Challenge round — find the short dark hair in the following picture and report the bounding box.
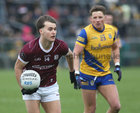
[89,5,106,16]
[36,15,56,32]
[105,10,114,17]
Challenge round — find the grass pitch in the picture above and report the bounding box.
[0,67,139,113]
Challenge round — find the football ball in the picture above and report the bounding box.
[20,70,41,89]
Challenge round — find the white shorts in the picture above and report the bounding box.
[22,82,60,102]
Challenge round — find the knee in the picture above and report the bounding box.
[111,103,121,112]
[90,105,96,113]
[85,105,96,113]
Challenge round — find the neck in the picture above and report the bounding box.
[92,24,104,32]
[40,38,53,50]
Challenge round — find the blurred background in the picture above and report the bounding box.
[0,0,140,68]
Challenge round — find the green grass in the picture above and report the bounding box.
[0,67,140,113]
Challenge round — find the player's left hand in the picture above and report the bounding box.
[69,71,76,84]
[114,65,122,81]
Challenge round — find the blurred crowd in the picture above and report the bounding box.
[1,0,140,39]
[0,0,140,68]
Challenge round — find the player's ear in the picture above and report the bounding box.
[39,28,43,34]
[89,16,92,22]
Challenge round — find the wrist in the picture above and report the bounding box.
[115,62,120,66]
[70,71,74,73]
[70,69,74,72]
[75,70,80,74]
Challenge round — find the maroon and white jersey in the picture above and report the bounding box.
[18,38,68,87]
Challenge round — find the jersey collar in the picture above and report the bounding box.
[39,38,54,53]
[92,24,105,32]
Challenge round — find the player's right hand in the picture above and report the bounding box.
[21,88,38,95]
[74,74,81,89]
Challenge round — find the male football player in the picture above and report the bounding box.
[14,15,75,113]
[73,5,122,113]
[104,11,122,48]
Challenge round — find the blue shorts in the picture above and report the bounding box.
[80,72,115,90]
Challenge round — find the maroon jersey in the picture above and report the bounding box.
[18,38,68,87]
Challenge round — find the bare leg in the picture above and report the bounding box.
[98,85,121,113]
[41,100,61,113]
[25,100,40,113]
[82,89,97,113]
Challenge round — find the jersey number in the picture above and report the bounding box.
[100,35,106,41]
[44,56,50,61]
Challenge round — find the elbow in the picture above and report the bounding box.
[69,53,74,60]
[66,52,74,60]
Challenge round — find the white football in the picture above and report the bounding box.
[20,70,41,89]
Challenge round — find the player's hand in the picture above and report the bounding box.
[74,74,81,89]
[21,88,38,95]
[69,71,76,84]
[114,65,122,81]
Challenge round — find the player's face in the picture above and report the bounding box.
[104,15,113,25]
[90,11,104,30]
[40,21,57,42]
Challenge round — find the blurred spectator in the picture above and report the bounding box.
[104,0,118,4]
[121,4,131,24]
[4,0,139,39]
[0,0,139,68]
[131,4,140,20]
[120,4,131,37]
[33,7,43,20]
[17,5,28,15]
[21,25,35,44]
[110,3,123,25]
[0,23,14,37]
[46,5,60,20]
[69,8,82,25]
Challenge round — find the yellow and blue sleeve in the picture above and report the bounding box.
[76,29,87,47]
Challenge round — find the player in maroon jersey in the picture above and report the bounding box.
[14,15,76,113]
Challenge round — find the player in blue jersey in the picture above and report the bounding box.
[14,15,75,113]
[73,5,122,113]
